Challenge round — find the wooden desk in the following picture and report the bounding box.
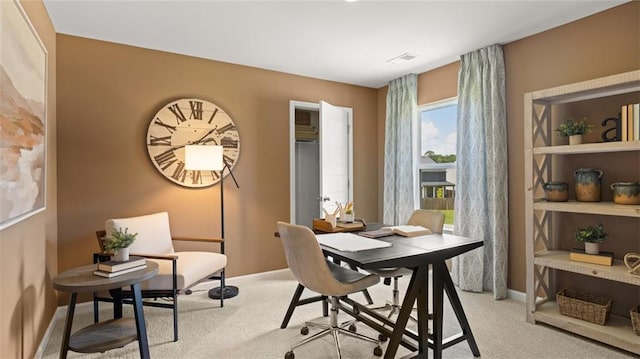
[53,262,158,359]
[325,233,483,359]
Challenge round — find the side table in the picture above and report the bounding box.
[53,262,158,359]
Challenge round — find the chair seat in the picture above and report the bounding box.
[367,267,412,278]
[141,251,227,291]
[324,261,380,296]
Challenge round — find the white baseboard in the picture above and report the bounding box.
[35,301,95,359]
[507,288,526,302]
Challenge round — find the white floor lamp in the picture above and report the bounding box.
[184,144,240,299]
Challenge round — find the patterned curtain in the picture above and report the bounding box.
[383,74,417,225]
[452,44,509,299]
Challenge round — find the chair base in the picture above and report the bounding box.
[209,285,239,299]
[286,297,382,359]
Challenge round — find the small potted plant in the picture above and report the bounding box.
[556,118,591,145]
[574,223,608,254]
[102,227,138,261]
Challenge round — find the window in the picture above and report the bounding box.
[418,99,457,226]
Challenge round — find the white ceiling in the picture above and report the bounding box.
[43,0,627,89]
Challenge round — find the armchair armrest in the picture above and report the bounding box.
[130,252,179,261]
[171,236,223,243]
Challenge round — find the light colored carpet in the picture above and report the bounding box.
[41,270,635,358]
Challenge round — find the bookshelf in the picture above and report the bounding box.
[524,70,640,354]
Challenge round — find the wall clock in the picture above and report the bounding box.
[146,98,240,188]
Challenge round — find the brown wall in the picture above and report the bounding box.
[504,2,639,292]
[0,1,58,358]
[55,35,379,296]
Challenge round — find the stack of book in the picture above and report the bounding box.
[93,256,147,278]
[568,249,614,266]
[621,103,640,141]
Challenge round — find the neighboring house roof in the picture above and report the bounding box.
[421,181,456,187]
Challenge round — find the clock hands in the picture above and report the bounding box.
[194,127,218,145]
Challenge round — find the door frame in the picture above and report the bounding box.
[289,100,353,224]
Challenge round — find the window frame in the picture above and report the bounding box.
[416,97,458,233]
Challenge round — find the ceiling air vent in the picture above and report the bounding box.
[387,53,417,65]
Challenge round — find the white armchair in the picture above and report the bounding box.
[94,212,227,341]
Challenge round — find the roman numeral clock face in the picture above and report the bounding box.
[146,98,240,188]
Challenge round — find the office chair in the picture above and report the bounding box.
[93,211,227,341]
[276,221,383,359]
[367,209,444,337]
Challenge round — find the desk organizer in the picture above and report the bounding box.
[312,218,365,233]
[556,288,612,325]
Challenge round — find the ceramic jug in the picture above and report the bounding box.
[611,182,640,205]
[543,182,569,202]
[574,168,603,202]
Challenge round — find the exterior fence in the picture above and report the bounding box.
[421,197,455,210]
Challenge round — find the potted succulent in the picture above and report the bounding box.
[102,227,138,261]
[556,118,591,145]
[574,223,608,254]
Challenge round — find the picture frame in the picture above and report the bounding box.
[0,0,48,230]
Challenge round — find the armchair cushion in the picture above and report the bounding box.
[142,251,227,291]
[106,212,175,255]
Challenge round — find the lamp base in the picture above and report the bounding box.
[208,285,239,299]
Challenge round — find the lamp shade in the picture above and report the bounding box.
[184,145,224,171]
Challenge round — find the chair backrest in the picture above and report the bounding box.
[105,212,175,254]
[277,221,345,295]
[407,209,445,234]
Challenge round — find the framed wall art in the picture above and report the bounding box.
[0,0,48,230]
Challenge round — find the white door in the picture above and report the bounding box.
[289,101,353,225]
[319,101,352,216]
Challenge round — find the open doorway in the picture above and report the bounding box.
[289,101,353,227]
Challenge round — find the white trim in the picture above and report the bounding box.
[289,101,353,225]
[289,100,318,223]
[507,288,526,302]
[418,96,458,111]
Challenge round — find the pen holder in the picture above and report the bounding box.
[325,214,337,229]
[342,212,355,223]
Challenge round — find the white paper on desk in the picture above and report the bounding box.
[316,233,392,252]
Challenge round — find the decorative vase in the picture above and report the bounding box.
[569,134,583,145]
[584,242,600,255]
[574,168,603,202]
[611,182,640,205]
[543,182,569,202]
[112,247,130,262]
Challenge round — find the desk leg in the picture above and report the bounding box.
[432,262,445,359]
[131,283,150,359]
[416,266,429,357]
[348,263,374,305]
[385,266,426,359]
[281,284,305,329]
[59,292,77,359]
[440,262,481,357]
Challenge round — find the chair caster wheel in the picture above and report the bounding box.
[378,334,387,342]
[285,351,295,359]
[300,326,309,335]
[374,346,383,356]
[348,324,357,333]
